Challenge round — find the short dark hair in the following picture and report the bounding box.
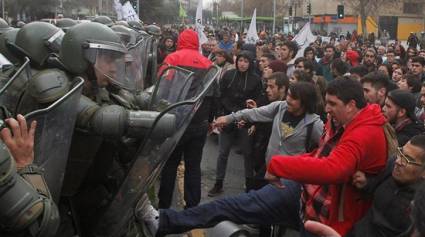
[386,49,395,55]
[331,58,349,76]
[294,57,306,65]
[303,60,315,74]
[361,71,390,91]
[411,56,425,66]
[403,72,422,93]
[409,135,425,163]
[283,40,299,59]
[293,69,313,83]
[268,72,289,90]
[349,65,369,77]
[288,81,317,113]
[326,79,367,109]
[324,44,336,52]
[304,46,315,57]
[261,53,276,61]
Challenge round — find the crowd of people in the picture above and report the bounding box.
[1,14,425,237]
[139,25,425,237]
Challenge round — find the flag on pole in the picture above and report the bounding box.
[179,1,187,18]
[113,0,124,20]
[246,9,259,44]
[292,22,317,59]
[121,1,140,21]
[195,0,208,50]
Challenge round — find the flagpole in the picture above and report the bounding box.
[240,0,244,32]
[272,0,276,34]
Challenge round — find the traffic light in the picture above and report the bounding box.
[307,3,311,15]
[337,5,344,19]
[289,6,293,16]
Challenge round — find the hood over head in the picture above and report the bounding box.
[177,29,199,50]
[235,50,255,73]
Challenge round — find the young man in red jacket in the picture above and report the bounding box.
[157,29,214,209]
[266,78,389,235]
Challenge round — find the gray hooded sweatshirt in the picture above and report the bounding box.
[225,101,323,163]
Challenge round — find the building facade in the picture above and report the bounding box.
[290,0,425,40]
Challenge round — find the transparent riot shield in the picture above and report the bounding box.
[0,62,84,203]
[24,77,84,202]
[92,65,220,237]
[127,37,151,92]
[0,57,31,114]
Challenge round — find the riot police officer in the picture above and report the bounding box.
[56,22,176,236]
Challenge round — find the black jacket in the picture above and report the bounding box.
[346,158,423,237]
[218,51,262,115]
[397,120,425,146]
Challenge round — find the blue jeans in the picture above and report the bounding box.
[158,181,305,236]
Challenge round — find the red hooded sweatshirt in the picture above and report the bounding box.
[267,104,388,235]
[163,29,211,70]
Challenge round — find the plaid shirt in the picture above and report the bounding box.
[301,124,344,223]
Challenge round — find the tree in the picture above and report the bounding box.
[346,0,397,38]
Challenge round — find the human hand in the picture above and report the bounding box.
[248,125,256,136]
[263,67,273,79]
[0,114,37,169]
[352,171,367,189]
[264,171,285,189]
[304,221,341,237]
[246,99,257,109]
[213,116,229,131]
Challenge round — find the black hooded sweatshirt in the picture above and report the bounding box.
[219,50,263,115]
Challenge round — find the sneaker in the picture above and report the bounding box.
[136,194,159,237]
[208,182,223,197]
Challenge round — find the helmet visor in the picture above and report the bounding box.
[46,29,65,53]
[84,42,138,90]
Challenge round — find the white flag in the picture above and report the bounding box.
[195,0,208,48]
[113,0,124,21]
[292,22,317,59]
[246,9,259,44]
[122,1,139,21]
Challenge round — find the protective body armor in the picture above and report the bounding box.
[53,21,220,237]
[0,143,60,237]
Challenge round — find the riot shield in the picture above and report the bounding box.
[149,38,158,84]
[0,60,84,202]
[0,57,31,113]
[127,37,150,92]
[92,65,220,237]
[24,77,83,202]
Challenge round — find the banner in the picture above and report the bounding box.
[292,22,317,59]
[113,0,123,21]
[246,9,259,44]
[195,0,208,49]
[122,1,139,21]
[179,1,187,18]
